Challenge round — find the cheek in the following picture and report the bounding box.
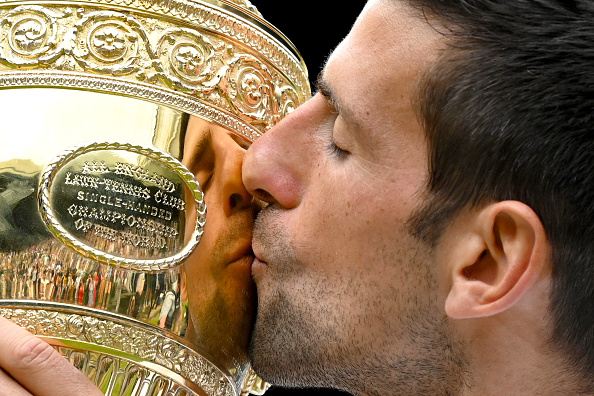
[221,268,256,306]
[284,170,425,286]
[183,238,216,299]
[194,203,223,262]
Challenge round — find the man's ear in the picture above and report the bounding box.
[444,201,549,319]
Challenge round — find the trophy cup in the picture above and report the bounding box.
[0,0,310,394]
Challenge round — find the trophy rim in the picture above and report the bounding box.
[1,300,241,395]
[196,0,307,66]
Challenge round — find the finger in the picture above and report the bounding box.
[0,367,32,396]
[0,316,103,396]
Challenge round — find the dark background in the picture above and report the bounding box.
[246,2,366,396]
[256,2,367,91]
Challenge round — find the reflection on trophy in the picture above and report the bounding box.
[0,0,310,394]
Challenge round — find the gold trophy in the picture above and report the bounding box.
[0,0,310,394]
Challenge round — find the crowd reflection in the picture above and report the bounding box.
[0,239,187,333]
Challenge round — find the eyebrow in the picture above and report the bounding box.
[315,73,340,112]
[189,128,213,169]
[315,73,363,132]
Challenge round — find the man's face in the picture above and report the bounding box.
[181,116,259,372]
[243,0,459,392]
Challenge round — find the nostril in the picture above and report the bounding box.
[253,188,273,203]
[230,193,242,209]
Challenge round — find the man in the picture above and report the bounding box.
[2,0,594,395]
[180,116,259,374]
[245,0,594,394]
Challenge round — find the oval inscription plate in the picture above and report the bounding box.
[39,142,205,271]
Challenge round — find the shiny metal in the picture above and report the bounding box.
[0,0,311,394]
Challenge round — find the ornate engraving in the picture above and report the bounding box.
[226,0,261,17]
[0,6,63,64]
[90,25,128,59]
[61,348,194,396]
[39,141,206,271]
[13,16,47,53]
[157,28,216,84]
[0,71,264,142]
[223,56,274,125]
[0,2,310,136]
[0,306,236,396]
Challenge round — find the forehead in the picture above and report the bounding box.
[323,0,442,147]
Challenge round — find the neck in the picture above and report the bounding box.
[457,288,591,395]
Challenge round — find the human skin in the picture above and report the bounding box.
[181,116,259,372]
[0,314,105,395]
[243,0,559,395]
[242,1,455,393]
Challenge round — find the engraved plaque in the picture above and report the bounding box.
[39,142,205,271]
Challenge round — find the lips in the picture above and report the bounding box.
[227,244,254,266]
[250,256,268,282]
[228,249,254,265]
[228,253,255,271]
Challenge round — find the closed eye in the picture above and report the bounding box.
[327,140,349,159]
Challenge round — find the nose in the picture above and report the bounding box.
[243,97,320,209]
[218,136,253,217]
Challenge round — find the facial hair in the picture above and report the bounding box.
[185,206,258,369]
[248,205,467,396]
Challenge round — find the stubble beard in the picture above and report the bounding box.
[248,206,467,395]
[185,206,258,369]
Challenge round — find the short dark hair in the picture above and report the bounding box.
[407,0,594,387]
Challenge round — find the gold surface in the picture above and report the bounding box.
[0,89,252,394]
[39,141,205,271]
[2,302,232,395]
[0,0,310,393]
[0,0,310,141]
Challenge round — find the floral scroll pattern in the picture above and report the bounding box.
[0,3,308,136]
[0,6,63,63]
[60,347,195,396]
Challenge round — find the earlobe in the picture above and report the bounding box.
[445,201,548,319]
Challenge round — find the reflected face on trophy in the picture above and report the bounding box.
[180,116,260,370]
[0,91,263,389]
